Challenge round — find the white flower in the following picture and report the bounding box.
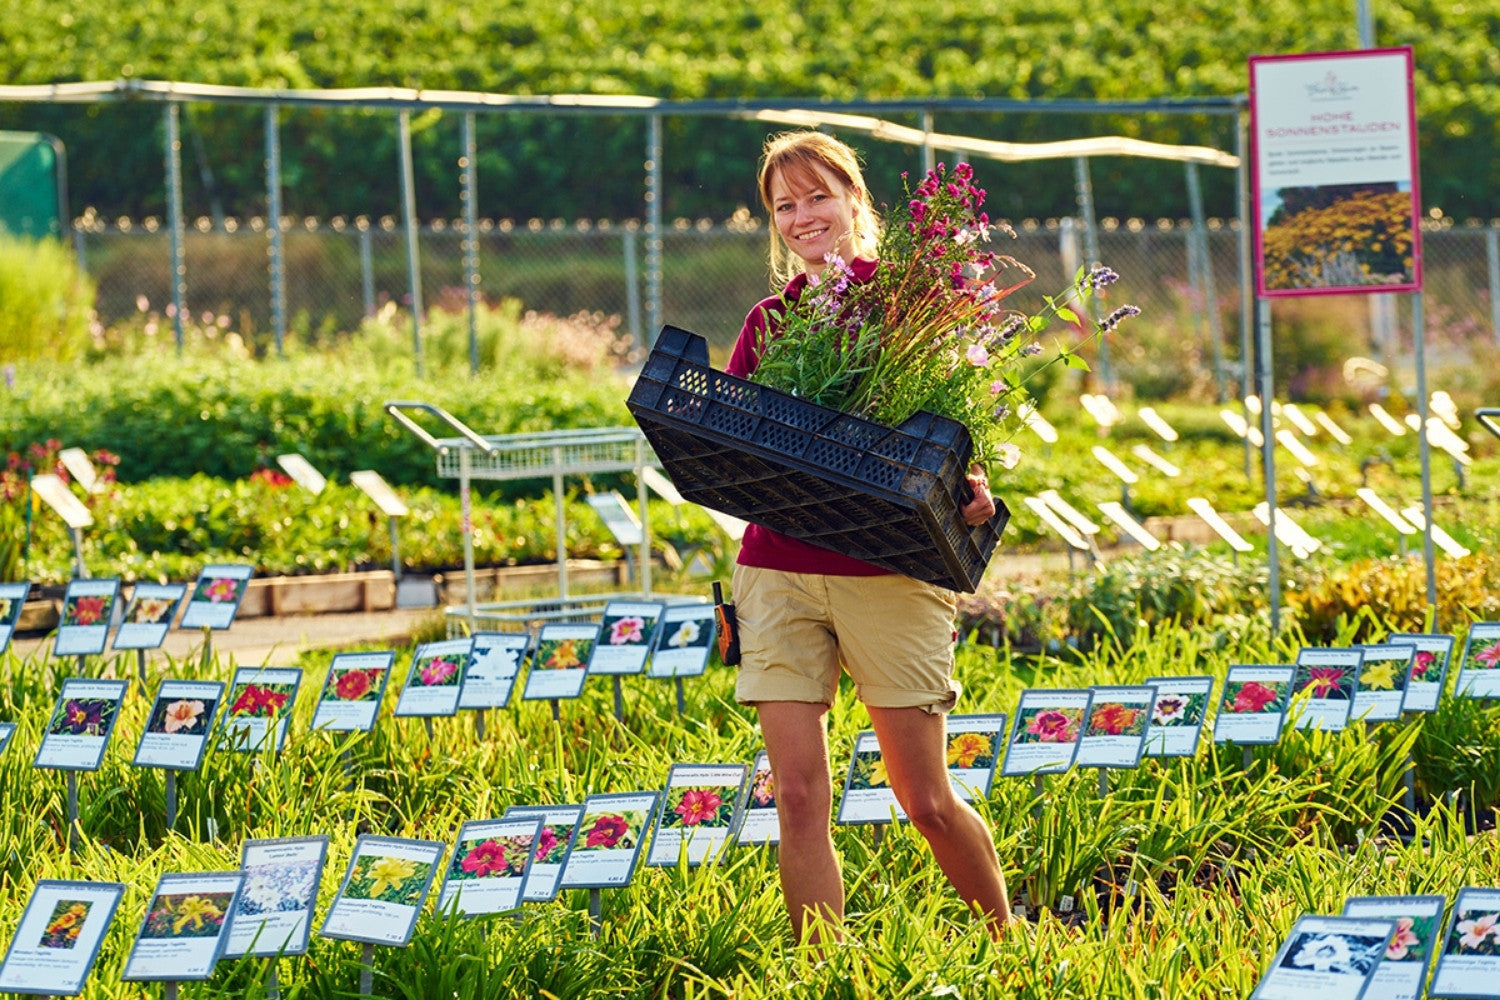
[1291,935,1353,973]
[995,443,1021,470]
[668,621,700,648]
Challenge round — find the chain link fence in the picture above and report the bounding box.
[75,214,1500,394]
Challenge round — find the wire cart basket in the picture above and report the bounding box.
[385,402,659,634]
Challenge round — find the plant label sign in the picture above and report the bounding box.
[648,762,748,866]
[34,679,129,771]
[1249,913,1395,1000]
[459,632,530,710]
[1213,665,1296,746]
[1350,644,1416,723]
[588,601,665,676]
[501,804,584,903]
[321,835,446,947]
[224,835,330,958]
[558,791,659,890]
[0,722,14,758]
[647,603,716,679]
[1342,894,1446,1000]
[1386,633,1456,713]
[133,680,223,770]
[1430,887,1500,998]
[393,638,472,718]
[111,582,187,650]
[836,731,902,826]
[1144,675,1214,758]
[1075,686,1156,770]
[224,667,302,754]
[944,713,1007,801]
[0,581,31,655]
[121,871,245,982]
[312,651,395,732]
[0,880,125,996]
[522,623,600,702]
[735,750,779,846]
[178,564,253,630]
[1001,689,1092,777]
[438,816,545,917]
[1454,623,1500,700]
[1249,47,1421,297]
[1292,647,1362,732]
[54,578,120,657]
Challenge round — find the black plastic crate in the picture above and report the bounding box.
[627,326,1009,592]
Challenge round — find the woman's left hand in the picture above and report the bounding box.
[961,464,995,526]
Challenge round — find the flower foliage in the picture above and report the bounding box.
[750,162,1137,466]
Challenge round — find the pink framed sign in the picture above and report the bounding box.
[1249,47,1422,297]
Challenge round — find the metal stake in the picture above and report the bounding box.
[588,888,603,937]
[612,676,624,722]
[474,711,486,741]
[266,961,281,1000]
[66,771,80,851]
[137,648,148,692]
[165,770,177,830]
[359,941,375,996]
[674,677,686,716]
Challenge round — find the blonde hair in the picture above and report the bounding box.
[757,131,881,285]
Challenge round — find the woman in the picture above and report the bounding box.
[725,130,1012,943]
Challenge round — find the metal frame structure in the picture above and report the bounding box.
[384,402,655,632]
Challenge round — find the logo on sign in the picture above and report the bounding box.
[1305,71,1358,101]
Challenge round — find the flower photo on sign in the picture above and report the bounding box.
[576,811,644,852]
[1085,702,1147,738]
[1467,637,1500,671]
[604,613,651,647]
[414,653,465,688]
[536,638,590,671]
[532,824,573,865]
[0,596,15,625]
[1409,649,1439,681]
[126,596,177,625]
[1278,930,1386,976]
[750,161,1137,469]
[346,855,431,905]
[748,768,776,810]
[1222,680,1287,715]
[40,899,92,950]
[1013,706,1083,745]
[47,697,117,737]
[1151,692,1207,728]
[141,892,233,940]
[945,731,998,770]
[1357,659,1406,692]
[1382,914,1434,962]
[847,748,889,790]
[665,620,706,649]
[62,594,112,627]
[237,860,320,916]
[227,682,292,718]
[664,786,734,829]
[1295,663,1352,700]
[193,576,243,604]
[146,697,216,737]
[1446,910,1500,955]
[326,666,385,702]
[449,835,533,881]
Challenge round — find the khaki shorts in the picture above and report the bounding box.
[731,565,961,714]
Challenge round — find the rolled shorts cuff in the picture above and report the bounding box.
[734,667,835,707]
[856,678,962,715]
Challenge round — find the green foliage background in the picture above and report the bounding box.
[1,1,1497,221]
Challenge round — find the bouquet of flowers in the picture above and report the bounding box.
[750,162,1138,469]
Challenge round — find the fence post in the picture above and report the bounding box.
[921,108,936,176]
[645,114,663,345]
[1235,105,1255,479]
[397,110,424,375]
[359,223,375,317]
[1487,226,1500,346]
[1185,161,1227,402]
[265,104,287,358]
[461,111,480,375]
[1072,156,1111,389]
[164,103,186,353]
[624,227,642,352]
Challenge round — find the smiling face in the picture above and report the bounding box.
[767,161,859,276]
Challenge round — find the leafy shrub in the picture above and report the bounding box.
[1287,553,1500,644]
[0,235,94,363]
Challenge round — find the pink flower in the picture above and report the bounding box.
[966,343,989,366]
[532,827,560,863]
[162,700,204,734]
[1302,666,1345,698]
[1411,650,1436,680]
[674,789,723,827]
[459,840,507,878]
[1025,709,1078,743]
[584,814,629,849]
[1386,916,1419,960]
[204,578,238,603]
[1229,682,1279,714]
[1474,642,1500,668]
[609,616,646,646]
[419,657,457,686]
[1456,912,1500,950]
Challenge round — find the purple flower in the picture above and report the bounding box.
[1022,342,1044,357]
[1101,305,1142,331]
[1085,266,1120,291]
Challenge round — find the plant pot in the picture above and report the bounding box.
[627,327,1008,592]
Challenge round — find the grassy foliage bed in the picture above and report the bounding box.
[2,620,1498,997]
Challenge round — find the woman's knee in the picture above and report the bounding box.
[774,772,833,826]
